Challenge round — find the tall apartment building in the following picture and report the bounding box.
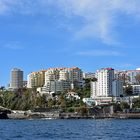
[10,68,23,89]
[44,67,83,83]
[59,69,69,81]
[97,68,114,97]
[45,68,60,82]
[91,68,123,98]
[41,67,83,94]
[67,67,83,82]
[27,70,46,88]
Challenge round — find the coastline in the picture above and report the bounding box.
[6,111,140,120]
[1,106,140,120]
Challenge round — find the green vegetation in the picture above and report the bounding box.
[133,97,140,109]
[77,78,97,98]
[0,88,86,111]
[0,89,47,110]
[124,85,133,96]
[120,102,130,110]
[0,78,95,112]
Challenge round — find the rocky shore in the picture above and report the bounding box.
[1,106,140,120]
[6,111,140,120]
[7,111,93,120]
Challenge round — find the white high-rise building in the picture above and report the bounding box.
[97,68,114,97]
[10,68,23,89]
[91,68,123,98]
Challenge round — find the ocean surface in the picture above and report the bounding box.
[0,119,140,140]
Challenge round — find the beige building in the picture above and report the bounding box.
[42,67,83,94]
[27,70,46,88]
[45,67,83,83]
[28,67,83,93]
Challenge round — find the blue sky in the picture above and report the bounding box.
[0,0,140,86]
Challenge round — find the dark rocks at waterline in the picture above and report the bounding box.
[0,106,11,119]
[0,112,9,119]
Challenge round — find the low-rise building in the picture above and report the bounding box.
[37,80,71,94]
[82,98,95,106]
[66,92,80,100]
[83,72,95,79]
[132,85,140,95]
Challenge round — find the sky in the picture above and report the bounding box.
[0,0,140,86]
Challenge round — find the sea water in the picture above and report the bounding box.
[0,119,140,140]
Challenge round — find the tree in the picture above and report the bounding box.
[91,78,97,82]
[133,97,140,109]
[124,85,133,96]
[120,102,129,110]
[47,99,55,107]
[67,107,74,112]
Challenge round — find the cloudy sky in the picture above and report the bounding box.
[0,0,140,86]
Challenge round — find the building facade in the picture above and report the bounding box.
[40,80,71,94]
[126,70,140,84]
[96,68,114,97]
[83,72,95,79]
[112,80,123,97]
[132,85,140,95]
[41,67,83,94]
[10,68,23,89]
[91,68,123,99]
[27,70,46,88]
[114,69,140,85]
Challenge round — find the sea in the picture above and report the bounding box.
[0,119,140,140]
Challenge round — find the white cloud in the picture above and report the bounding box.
[0,0,42,15]
[47,0,140,44]
[2,41,23,50]
[0,0,9,14]
[76,50,124,57]
[0,0,140,44]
